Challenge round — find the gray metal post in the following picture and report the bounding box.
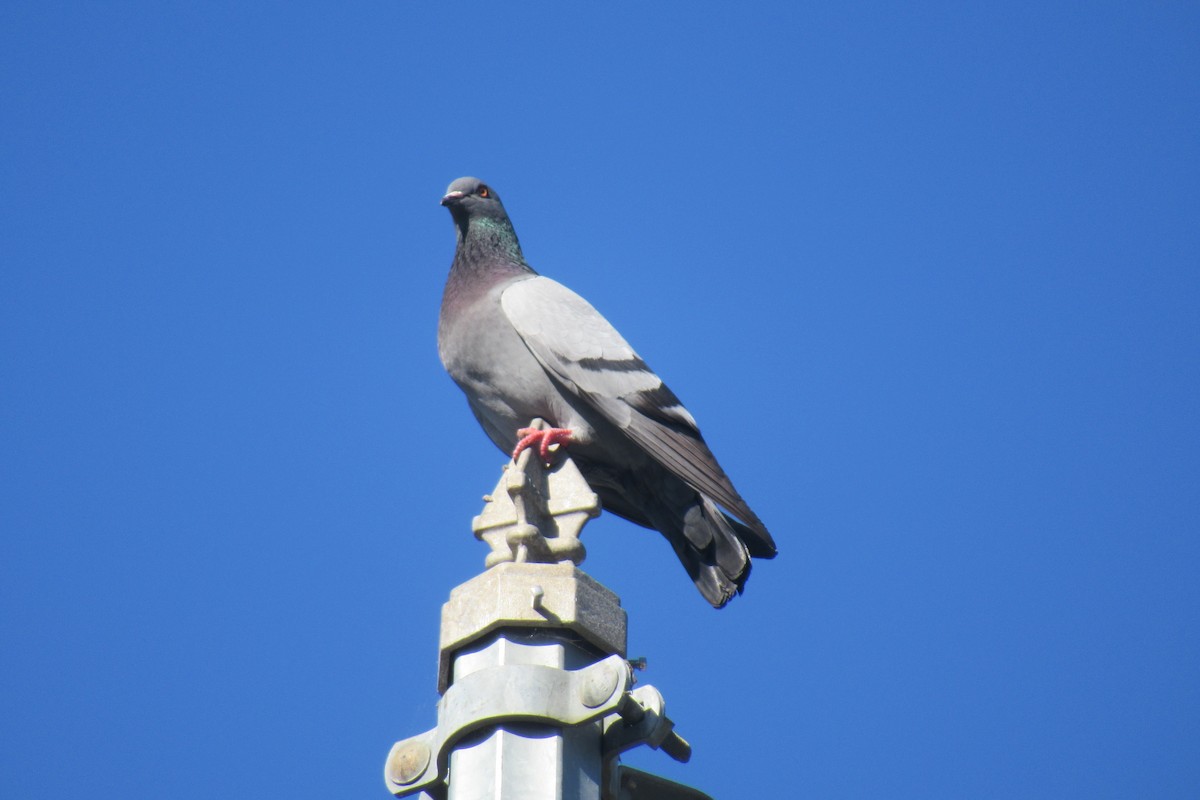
[446,618,604,799]
[384,421,709,800]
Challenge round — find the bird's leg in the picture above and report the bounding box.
[513,426,574,463]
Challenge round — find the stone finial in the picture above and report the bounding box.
[472,419,600,567]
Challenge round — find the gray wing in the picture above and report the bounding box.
[500,276,767,536]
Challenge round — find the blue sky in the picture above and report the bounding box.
[2,3,1198,798]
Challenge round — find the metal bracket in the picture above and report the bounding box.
[610,766,715,800]
[385,654,635,796]
[602,684,692,764]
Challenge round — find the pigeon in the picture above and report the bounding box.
[437,177,776,607]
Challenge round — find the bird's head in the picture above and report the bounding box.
[441,177,508,230]
[440,177,526,263]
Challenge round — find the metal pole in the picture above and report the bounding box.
[447,631,602,800]
[384,428,709,800]
[433,556,628,800]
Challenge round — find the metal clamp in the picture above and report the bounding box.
[385,654,634,796]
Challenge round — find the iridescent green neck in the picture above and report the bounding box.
[464,215,526,265]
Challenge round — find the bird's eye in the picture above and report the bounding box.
[478,186,491,198]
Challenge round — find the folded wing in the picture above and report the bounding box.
[500,276,774,555]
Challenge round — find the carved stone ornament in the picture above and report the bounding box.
[472,419,601,567]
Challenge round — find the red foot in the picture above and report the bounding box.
[512,426,574,463]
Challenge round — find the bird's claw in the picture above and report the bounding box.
[513,426,574,464]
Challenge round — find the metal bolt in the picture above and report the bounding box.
[660,730,692,764]
[387,740,430,786]
[580,663,619,708]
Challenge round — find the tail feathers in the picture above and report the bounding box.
[671,495,765,608]
[738,517,778,559]
[684,492,776,561]
[590,471,775,608]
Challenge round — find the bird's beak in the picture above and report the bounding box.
[441,190,465,206]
